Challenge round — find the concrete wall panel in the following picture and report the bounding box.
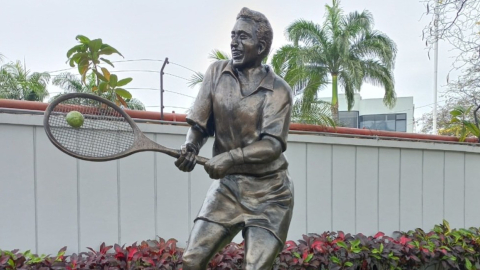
[1,114,479,254]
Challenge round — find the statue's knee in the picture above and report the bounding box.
[244,261,271,270]
[181,251,199,268]
[182,248,209,269]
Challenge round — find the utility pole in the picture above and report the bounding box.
[160,57,169,120]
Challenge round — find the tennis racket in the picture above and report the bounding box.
[43,92,209,164]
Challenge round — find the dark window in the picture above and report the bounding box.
[362,115,375,121]
[375,114,385,121]
[396,120,406,132]
[359,113,407,132]
[385,119,396,131]
[359,115,374,129]
[338,111,359,128]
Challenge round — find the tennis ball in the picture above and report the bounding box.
[66,111,84,128]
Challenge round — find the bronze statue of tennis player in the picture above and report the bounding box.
[175,7,294,270]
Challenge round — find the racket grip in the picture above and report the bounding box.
[195,155,209,165]
[167,147,208,165]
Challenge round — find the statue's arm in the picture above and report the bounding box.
[184,124,209,153]
[230,135,282,164]
[204,135,283,179]
[229,82,292,166]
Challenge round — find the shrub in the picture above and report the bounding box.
[1,220,479,270]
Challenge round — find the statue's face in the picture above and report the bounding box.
[231,19,263,69]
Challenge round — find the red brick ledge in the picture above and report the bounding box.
[1,99,478,144]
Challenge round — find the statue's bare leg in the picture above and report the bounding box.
[243,227,283,270]
[182,219,239,270]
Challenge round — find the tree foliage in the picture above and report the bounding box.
[291,98,336,126]
[66,35,134,108]
[449,105,480,141]
[418,98,472,135]
[422,0,480,70]
[272,0,397,121]
[0,60,50,101]
[420,1,480,138]
[51,72,145,110]
[419,64,480,137]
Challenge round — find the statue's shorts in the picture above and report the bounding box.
[195,170,294,244]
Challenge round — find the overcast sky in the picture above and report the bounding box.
[0,0,459,129]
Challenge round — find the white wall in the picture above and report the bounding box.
[1,113,479,255]
[333,93,362,111]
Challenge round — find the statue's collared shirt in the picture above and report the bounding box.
[186,60,294,244]
[186,60,293,176]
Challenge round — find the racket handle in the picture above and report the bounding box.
[195,155,209,166]
[164,147,209,166]
[160,146,210,165]
[168,149,233,177]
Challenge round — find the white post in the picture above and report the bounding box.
[433,2,439,134]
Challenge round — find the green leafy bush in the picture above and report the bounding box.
[449,106,480,142]
[1,220,479,270]
[66,35,133,108]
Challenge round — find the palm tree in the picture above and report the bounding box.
[0,60,50,101]
[188,50,336,126]
[291,98,336,126]
[272,0,397,122]
[51,72,145,110]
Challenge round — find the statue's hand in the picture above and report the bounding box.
[174,143,198,172]
[204,152,234,179]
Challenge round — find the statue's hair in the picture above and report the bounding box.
[236,7,273,59]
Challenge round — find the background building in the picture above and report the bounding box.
[319,94,415,133]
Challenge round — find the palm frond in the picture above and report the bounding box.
[27,72,50,101]
[208,49,231,61]
[290,65,329,96]
[338,70,358,110]
[324,0,343,36]
[360,59,396,108]
[52,72,84,93]
[341,10,373,36]
[125,98,146,111]
[188,71,205,88]
[0,60,51,101]
[292,97,336,126]
[271,45,295,76]
[341,56,363,89]
[272,45,329,96]
[185,49,230,89]
[286,20,328,47]
[350,30,397,70]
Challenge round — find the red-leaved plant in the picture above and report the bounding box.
[1,220,479,270]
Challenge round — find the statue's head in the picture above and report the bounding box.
[231,7,273,69]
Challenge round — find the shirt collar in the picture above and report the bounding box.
[222,60,275,92]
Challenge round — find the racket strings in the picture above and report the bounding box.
[48,97,135,158]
